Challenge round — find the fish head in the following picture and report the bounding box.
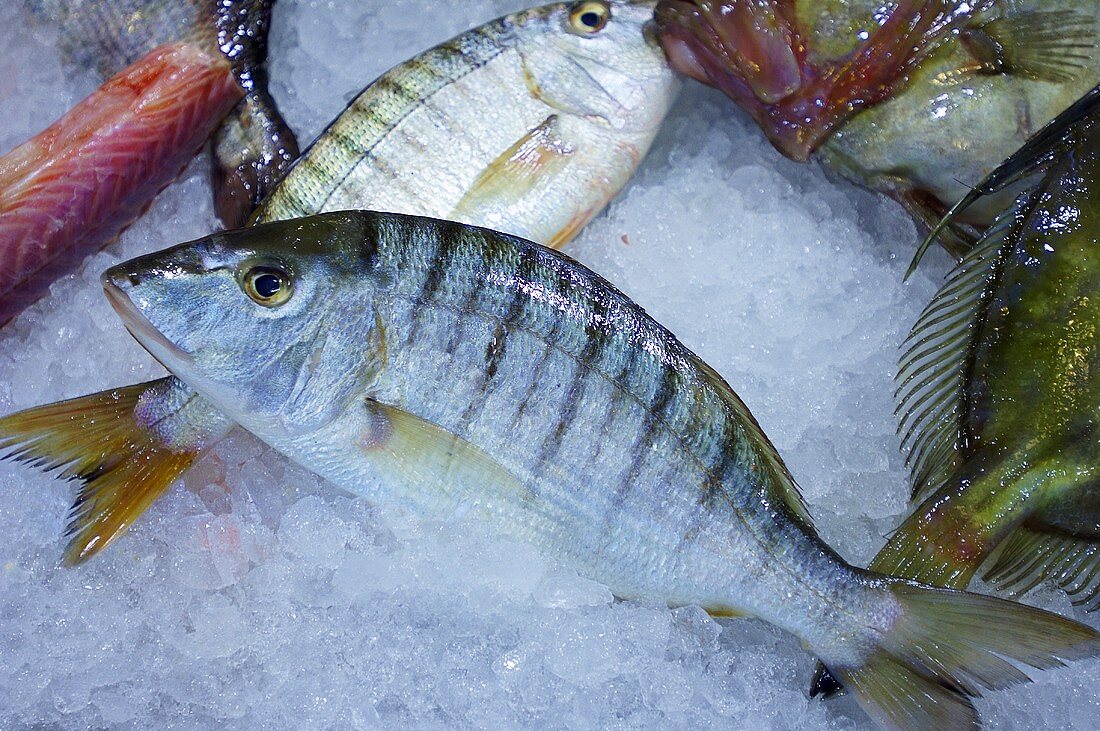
[653,0,802,106]
[102,211,388,436]
[512,1,680,132]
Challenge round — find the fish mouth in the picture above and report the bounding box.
[102,269,193,368]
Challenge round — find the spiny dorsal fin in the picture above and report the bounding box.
[963,10,1096,83]
[908,83,1100,276]
[896,201,1026,505]
[984,526,1100,611]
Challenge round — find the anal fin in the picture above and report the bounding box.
[984,526,1100,611]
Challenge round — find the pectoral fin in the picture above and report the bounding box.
[451,115,572,224]
[960,11,1096,84]
[358,400,536,511]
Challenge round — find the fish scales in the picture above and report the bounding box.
[0,0,679,566]
[251,3,671,248]
[254,22,507,220]
[24,207,1094,729]
[259,216,866,636]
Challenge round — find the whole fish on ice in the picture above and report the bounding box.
[654,0,1099,255]
[0,0,678,563]
[93,209,1100,730]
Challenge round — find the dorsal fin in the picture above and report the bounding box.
[694,358,813,530]
[895,200,1027,504]
[984,526,1100,611]
[908,83,1100,276]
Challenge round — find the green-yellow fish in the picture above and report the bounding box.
[811,84,1100,697]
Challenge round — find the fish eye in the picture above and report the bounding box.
[568,1,610,35]
[242,264,293,307]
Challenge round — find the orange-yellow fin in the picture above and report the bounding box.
[0,378,225,564]
[985,526,1100,611]
[451,114,572,224]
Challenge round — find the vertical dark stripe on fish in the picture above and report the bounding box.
[610,364,682,511]
[531,283,613,480]
[587,335,641,466]
[326,126,366,157]
[398,219,461,351]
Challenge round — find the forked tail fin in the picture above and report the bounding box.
[0,378,229,564]
[825,579,1100,729]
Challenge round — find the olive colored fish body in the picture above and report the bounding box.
[93,210,1100,729]
[253,1,678,248]
[655,0,1098,253]
[816,0,1100,229]
[22,0,298,228]
[871,105,1100,598]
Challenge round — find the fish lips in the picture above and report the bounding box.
[102,267,194,370]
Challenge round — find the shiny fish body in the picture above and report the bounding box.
[866,87,1100,599]
[253,0,678,248]
[96,211,1100,729]
[0,0,677,565]
[223,217,850,622]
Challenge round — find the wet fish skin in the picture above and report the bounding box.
[0,42,243,326]
[101,210,1100,730]
[809,82,1100,699]
[0,0,678,564]
[21,0,298,228]
[654,0,1099,254]
[871,86,1100,595]
[251,0,679,247]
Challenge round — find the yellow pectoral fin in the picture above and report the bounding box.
[359,400,535,511]
[451,114,572,224]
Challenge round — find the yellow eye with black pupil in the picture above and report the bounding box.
[569,1,610,34]
[243,266,292,307]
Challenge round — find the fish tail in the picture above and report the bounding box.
[213,92,300,229]
[0,378,229,565]
[823,578,1100,729]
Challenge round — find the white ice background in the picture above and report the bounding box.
[0,1,1098,728]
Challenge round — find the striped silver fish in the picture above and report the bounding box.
[0,0,678,565]
[98,210,1100,730]
[253,0,678,248]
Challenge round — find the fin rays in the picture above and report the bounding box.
[896,206,1022,503]
[985,528,1100,611]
